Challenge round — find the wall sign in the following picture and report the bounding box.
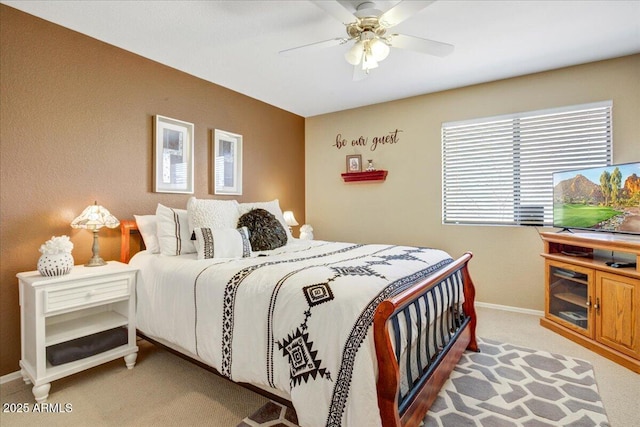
[332,129,403,151]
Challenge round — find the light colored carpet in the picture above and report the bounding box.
[0,339,268,426]
[1,307,637,426]
[239,337,609,427]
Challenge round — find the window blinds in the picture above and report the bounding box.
[442,101,612,226]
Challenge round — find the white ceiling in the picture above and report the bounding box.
[3,0,640,117]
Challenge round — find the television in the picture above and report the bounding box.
[552,162,640,235]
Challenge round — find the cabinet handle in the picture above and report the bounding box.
[594,297,600,313]
[586,298,592,308]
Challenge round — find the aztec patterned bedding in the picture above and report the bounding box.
[130,239,459,427]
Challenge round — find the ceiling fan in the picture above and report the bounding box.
[280,0,454,79]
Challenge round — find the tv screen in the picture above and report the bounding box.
[553,162,640,235]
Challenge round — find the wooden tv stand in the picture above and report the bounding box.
[540,231,640,373]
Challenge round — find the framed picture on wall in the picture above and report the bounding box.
[346,154,362,173]
[213,129,243,195]
[153,115,194,194]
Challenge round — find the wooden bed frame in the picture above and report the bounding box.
[120,219,478,427]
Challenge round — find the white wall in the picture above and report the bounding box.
[305,55,640,311]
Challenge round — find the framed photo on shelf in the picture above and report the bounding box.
[213,129,243,195]
[346,154,362,173]
[153,115,194,194]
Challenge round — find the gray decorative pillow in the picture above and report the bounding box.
[238,208,287,251]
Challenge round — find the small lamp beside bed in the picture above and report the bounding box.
[283,210,298,235]
[71,202,120,267]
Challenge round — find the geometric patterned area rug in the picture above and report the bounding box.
[238,337,609,427]
[238,400,298,427]
[424,337,610,427]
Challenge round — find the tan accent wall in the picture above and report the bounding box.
[306,55,640,312]
[0,6,305,376]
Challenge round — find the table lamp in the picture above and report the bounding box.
[283,210,299,235]
[71,202,120,266]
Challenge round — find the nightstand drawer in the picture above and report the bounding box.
[44,277,130,314]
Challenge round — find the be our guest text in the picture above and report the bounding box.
[333,129,403,151]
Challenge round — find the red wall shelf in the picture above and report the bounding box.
[341,170,388,182]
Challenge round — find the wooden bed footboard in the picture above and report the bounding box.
[120,220,476,426]
[374,253,477,427]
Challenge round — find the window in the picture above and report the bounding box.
[442,101,612,226]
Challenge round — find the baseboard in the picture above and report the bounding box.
[475,301,544,317]
[1,370,22,385]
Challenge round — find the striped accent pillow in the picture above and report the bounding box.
[156,204,196,256]
[193,227,251,259]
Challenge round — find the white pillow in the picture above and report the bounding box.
[187,197,240,235]
[238,199,292,240]
[193,227,251,259]
[133,214,160,254]
[156,204,196,256]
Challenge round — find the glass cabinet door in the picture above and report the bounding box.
[547,262,593,337]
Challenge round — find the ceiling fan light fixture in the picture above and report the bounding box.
[288,1,452,78]
[370,38,390,61]
[345,41,365,65]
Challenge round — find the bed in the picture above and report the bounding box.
[120,199,478,427]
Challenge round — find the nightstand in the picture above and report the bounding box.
[17,261,138,402]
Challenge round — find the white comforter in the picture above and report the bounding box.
[131,239,454,427]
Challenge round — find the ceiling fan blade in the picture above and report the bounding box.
[279,37,347,56]
[379,0,436,28]
[390,34,454,57]
[310,0,358,25]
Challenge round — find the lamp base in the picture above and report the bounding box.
[85,229,107,267]
[85,256,107,267]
